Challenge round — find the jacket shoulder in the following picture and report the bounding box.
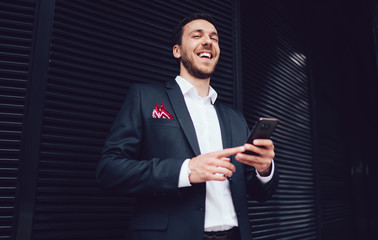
[130,81,166,93]
[123,82,171,104]
[216,102,245,120]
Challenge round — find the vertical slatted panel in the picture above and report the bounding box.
[0,1,35,239]
[370,2,378,239]
[31,1,235,239]
[241,1,317,239]
[308,2,360,239]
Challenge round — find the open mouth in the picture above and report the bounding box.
[197,52,213,59]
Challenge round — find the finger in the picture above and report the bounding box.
[242,154,272,171]
[216,146,245,158]
[210,166,234,177]
[242,144,275,160]
[209,174,228,181]
[252,139,274,148]
[213,160,236,173]
[236,152,259,163]
[237,150,274,163]
[235,156,252,166]
[244,142,274,156]
[236,153,272,167]
[250,143,275,159]
[243,143,262,155]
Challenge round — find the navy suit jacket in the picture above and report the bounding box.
[97,79,279,240]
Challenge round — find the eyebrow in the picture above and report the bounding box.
[190,29,218,36]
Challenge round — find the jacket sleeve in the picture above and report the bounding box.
[244,164,279,202]
[239,116,279,202]
[96,84,185,196]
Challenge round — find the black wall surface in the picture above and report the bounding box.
[306,0,378,239]
[0,0,36,239]
[0,0,377,240]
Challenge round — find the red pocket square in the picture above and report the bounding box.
[152,103,174,119]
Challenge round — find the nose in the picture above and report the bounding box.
[202,35,213,46]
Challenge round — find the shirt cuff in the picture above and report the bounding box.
[178,158,192,188]
[255,159,275,184]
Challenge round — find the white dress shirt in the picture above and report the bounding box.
[175,76,274,232]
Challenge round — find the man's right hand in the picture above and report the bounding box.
[188,146,245,183]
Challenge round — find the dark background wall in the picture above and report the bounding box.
[305,0,378,239]
[0,0,377,240]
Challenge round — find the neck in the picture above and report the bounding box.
[179,67,210,98]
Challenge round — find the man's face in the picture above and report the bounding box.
[173,19,220,79]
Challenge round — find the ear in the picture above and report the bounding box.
[173,44,181,59]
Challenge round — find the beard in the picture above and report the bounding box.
[180,51,217,79]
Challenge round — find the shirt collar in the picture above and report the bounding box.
[175,75,218,104]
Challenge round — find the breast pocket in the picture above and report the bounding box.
[149,118,180,128]
[146,118,190,159]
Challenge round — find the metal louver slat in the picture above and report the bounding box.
[0,1,35,239]
[241,1,317,239]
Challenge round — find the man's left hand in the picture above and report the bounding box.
[235,139,275,176]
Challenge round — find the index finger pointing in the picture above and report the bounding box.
[216,146,245,158]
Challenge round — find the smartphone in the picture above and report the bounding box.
[244,117,278,155]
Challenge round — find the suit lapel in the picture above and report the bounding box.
[214,102,232,150]
[214,102,243,188]
[166,80,201,156]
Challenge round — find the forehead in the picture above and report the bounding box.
[182,19,218,35]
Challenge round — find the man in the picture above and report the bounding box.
[97,13,279,240]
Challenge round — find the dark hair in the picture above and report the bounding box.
[171,13,217,47]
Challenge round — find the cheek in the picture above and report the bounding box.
[215,46,220,57]
[188,41,200,53]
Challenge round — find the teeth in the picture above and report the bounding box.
[199,52,211,58]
